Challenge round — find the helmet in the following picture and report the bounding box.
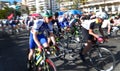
[54,12,59,17]
[42,10,53,17]
[96,12,108,19]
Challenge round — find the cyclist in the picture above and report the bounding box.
[58,14,69,33]
[47,12,63,52]
[80,12,108,61]
[28,10,55,68]
[27,16,34,35]
[51,12,61,36]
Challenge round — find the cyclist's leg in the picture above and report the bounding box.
[28,33,36,70]
[38,34,49,50]
[80,27,93,61]
[28,32,36,60]
[39,35,57,71]
[81,27,91,54]
[82,40,92,55]
[47,36,51,46]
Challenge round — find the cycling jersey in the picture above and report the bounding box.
[81,20,95,30]
[32,19,53,33]
[58,16,69,28]
[81,20,102,42]
[29,19,53,49]
[9,20,16,27]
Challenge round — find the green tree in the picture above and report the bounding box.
[26,6,30,14]
[31,5,36,11]
[39,6,44,11]
[80,0,88,5]
[0,7,21,19]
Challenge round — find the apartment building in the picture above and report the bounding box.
[21,0,27,5]
[23,0,58,14]
[0,1,10,10]
[80,0,120,14]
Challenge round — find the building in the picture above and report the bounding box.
[23,0,58,14]
[21,0,27,5]
[51,0,59,12]
[0,1,10,10]
[80,0,120,14]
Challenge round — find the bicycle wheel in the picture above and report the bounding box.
[40,58,57,71]
[88,47,115,71]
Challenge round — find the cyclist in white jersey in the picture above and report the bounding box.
[28,10,55,67]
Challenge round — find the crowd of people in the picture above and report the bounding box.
[0,10,120,70]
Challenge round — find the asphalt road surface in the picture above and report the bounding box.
[0,32,120,71]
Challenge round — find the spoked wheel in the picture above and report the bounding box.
[39,58,56,71]
[88,47,115,71]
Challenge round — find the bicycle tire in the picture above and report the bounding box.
[37,58,56,71]
[88,47,115,71]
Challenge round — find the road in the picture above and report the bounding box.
[0,31,120,71]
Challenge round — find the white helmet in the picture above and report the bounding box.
[96,12,108,19]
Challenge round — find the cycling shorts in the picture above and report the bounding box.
[29,33,47,49]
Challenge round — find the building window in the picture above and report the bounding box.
[108,7,112,12]
[115,6,118,11]
[102,7,105,11]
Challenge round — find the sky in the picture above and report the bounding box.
[1,0,21,4]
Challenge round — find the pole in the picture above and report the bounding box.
[50,0,52,12]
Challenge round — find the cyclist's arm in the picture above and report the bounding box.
[48,23,56,45]
[32,20,42,47]
[33,30,41,47]
[49,32,56,45]
[89,29,99,38]
[89,22,99,38]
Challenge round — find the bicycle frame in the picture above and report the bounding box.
[32,47,57,71]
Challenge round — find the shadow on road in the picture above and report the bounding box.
[0,33,29,71]
[114,51,120,67]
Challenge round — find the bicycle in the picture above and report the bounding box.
[87,41,115,71]
[52,25,83,60]
[27,47,57,71]
[54,32,116,71]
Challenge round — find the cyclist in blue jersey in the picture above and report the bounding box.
[28,10,55,68]
[58,15,69,32]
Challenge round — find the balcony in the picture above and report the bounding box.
[80,0,120,8]
[87,0,120,4]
